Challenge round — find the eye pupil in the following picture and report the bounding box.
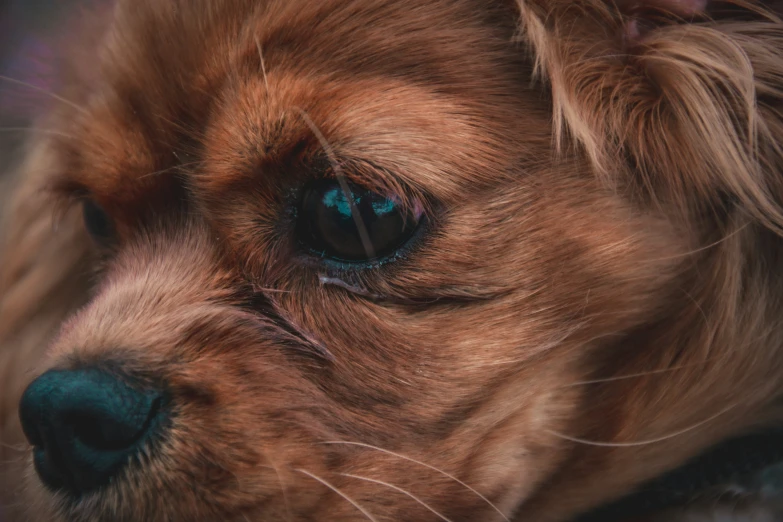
[297,180,420,263]
[82,200,114,243]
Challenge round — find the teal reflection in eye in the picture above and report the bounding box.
[296,179,420,263]
[322,189,357,219]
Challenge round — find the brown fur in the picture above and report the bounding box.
[2,0,783,520]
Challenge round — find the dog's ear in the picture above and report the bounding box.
[514,0,783,232]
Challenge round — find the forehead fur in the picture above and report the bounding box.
[51,0,529,213]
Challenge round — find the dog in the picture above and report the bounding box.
[2,0,783,520]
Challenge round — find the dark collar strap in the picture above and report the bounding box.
[574,429,783,521]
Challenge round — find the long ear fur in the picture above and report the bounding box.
[515,0,783,233]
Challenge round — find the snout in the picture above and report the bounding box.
[18,367,166,497]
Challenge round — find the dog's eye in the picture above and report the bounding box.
[82,199,114,244]
[296,179,420,263]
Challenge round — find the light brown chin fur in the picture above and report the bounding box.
[3,1,783,521]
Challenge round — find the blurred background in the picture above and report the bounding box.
[0,0,74,178]
[0,7,77,520]
[0,0,65,83]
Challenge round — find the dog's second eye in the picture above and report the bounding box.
[82,200,114,244]
[296,180,420,263]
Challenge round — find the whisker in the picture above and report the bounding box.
[0,441,28,453]
[253,286,292,294]
[478,324,583,367]
[546,403,736,448]
[320,441,510,522]
[138,160,206,180]
[681,287,710,331]
[565,366,697,386]
[569,54,632,67]
[0,455,27,465]
[254,36,270,94]
[0,127,77,140]
[341,472,455,522]
[652,222,751,262]
[295,468,379,522]
[294,107,376,260]
[263,295,335,362]
[563,354,729,387]
[262,454,292,521]
[0,75,87,114]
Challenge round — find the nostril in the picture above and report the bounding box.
[18,368,167,496]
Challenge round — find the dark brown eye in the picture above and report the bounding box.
[82,199,114,244]
[296,180,420,263]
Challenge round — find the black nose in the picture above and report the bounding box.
[18,368,165,496]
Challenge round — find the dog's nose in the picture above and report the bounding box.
[18,368,165,496]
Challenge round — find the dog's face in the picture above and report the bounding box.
[10,0,783,521]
